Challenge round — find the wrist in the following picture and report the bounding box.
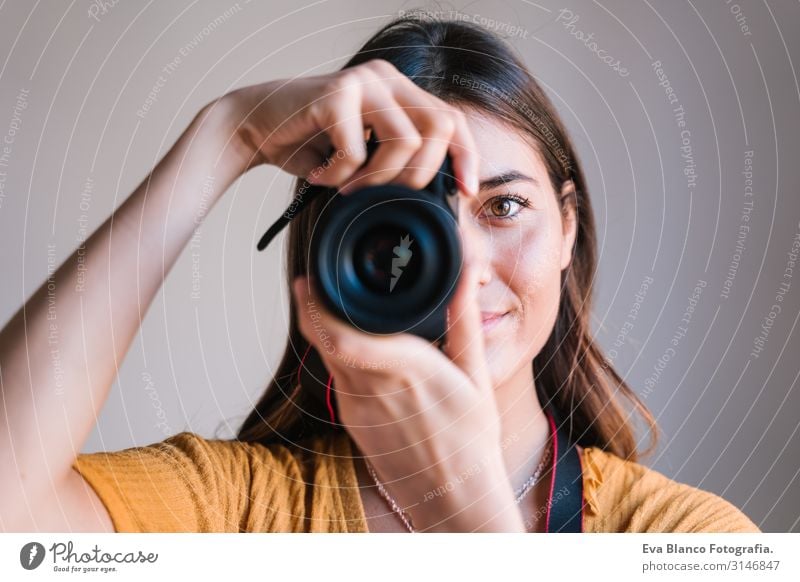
[188,95,262,189]
[123,98,256,245]
[406,455,526,532]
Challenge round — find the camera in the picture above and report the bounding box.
[256,133,463,428]
[257,133,463,342]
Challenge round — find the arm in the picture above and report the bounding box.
[0,98,250,530]
[1,59,484,531]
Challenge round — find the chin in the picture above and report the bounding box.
[484,336,527,387]
[483,321,546,390]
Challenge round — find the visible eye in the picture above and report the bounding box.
[482,193,532,220]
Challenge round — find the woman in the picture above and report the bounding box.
[0,15,759,533]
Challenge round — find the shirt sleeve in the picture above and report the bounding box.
[625,479,762,533]
[664,486,762,533]
[583,447,762,533]
[71,432,258,532]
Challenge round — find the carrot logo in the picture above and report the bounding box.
[390,234,414,292]
[19,542,45,570]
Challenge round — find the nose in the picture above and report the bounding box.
[458,212,492,286]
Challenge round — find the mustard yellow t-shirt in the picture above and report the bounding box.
[71,430,761,533]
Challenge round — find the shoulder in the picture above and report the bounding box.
[579,446,761,533]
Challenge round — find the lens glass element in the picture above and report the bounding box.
[352,224,422,295]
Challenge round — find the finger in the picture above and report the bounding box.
[391,105,454,191]
[371,63,480,198]
[339,91,422,194]
[306,87,369,187]
[293,275,346,354]
[292,275,428,372]
[273,144,327,178]
[292,275,354,398]
[442,233,491,390]
[446,107,480,198]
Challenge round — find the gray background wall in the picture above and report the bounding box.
[0,0,797,532]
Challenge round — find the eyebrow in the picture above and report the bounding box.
[479,171,539,192]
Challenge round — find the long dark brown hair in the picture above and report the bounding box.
[237,13,659,462]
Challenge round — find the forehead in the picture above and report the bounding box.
[461,108,550,186]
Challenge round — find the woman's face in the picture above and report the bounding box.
[456,109,578,389]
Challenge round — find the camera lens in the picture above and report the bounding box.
[353,224,423,295]
[311,182,461,341]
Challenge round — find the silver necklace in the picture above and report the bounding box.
[364,437,553,533]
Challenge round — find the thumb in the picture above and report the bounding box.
[442,234,490,391]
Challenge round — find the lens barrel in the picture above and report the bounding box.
[310,181,461,342]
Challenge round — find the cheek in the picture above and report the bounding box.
[480,207,567,384]
[495,222,563,303]
[496,226,564,357]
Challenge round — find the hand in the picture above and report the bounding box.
[218,58,480,196]
[291,235,525,532]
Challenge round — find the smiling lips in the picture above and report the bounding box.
[480,311,508,332]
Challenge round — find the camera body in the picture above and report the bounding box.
[309,139,462,342]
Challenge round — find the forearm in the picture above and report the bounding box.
[0,99,250,510]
